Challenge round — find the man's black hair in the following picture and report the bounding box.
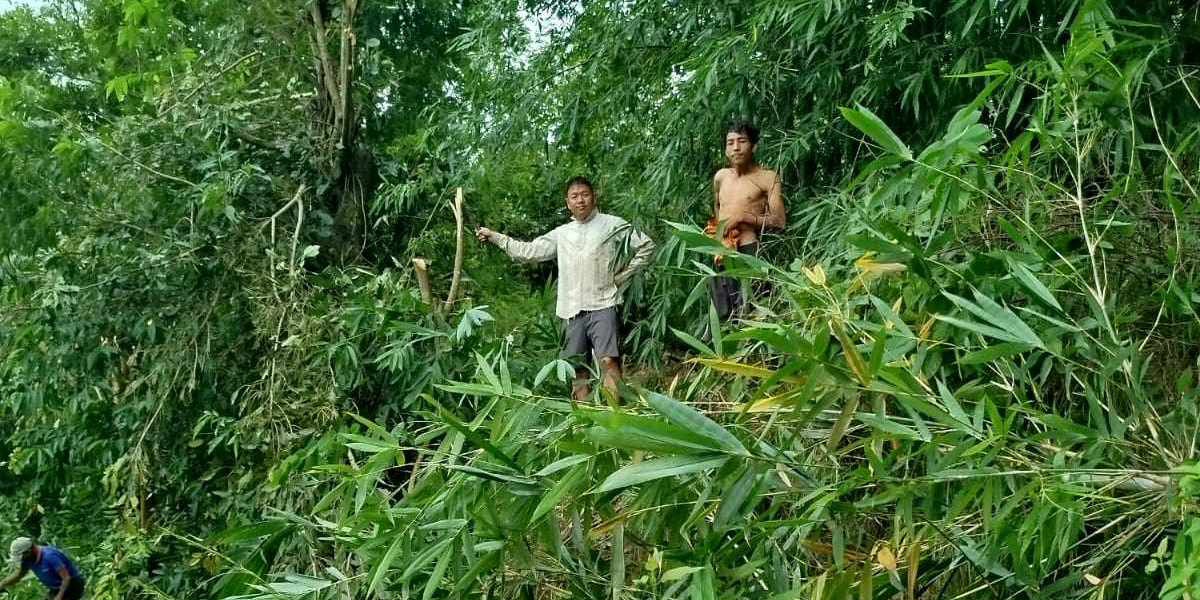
[564,175,594,194]
[725,120,760,145]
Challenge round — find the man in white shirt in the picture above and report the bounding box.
[476,176,656,401]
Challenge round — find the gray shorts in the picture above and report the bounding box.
[709,243,759,320]
[563,307,621,360]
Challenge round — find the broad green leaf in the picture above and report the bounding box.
[422,543,455,600]
[641,388,748,455]
[1007,258,1063,312]
[583,410,724,453]
[959,342,1032,365]
[369,532,409,594]
[530,465,586,524]
[672,326,715,356]
[858,412,925,440]
[662,566,704,582]
[595,454,729,493]
[266,575,334,596]
[535,454,592,477]
[840,104,913,160]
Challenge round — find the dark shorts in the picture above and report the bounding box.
[49,579,85,600]
[563,307,621,360]
[709,243,759,320]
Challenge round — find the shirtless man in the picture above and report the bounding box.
[708,121,785,319]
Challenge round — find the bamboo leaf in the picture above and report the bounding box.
[535,454,592,477]
[840,104,913,160]
[692,357,805,383]
[595,454,729,493]
[831,320,870,386]
[530,464,586,524]
[422,543,455,600]
[432,401,522,472]
[959,342,1032,365]
[672,327,715,356]
[473,351,502,392]
[1007,258,1063,312]
[266,575,334,596]
[583,409,724,454]
[858,411,925,440]
[715,463,758,530]
[443,464,535,486]
[641,388,748,455]
[828,393,861,451]
[940,290,1044,348]
[662,566,704,582]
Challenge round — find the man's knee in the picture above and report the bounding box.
[599,356,621,371]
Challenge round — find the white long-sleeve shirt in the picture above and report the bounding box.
[492,211,656,319]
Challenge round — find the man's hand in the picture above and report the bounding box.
[475,226,497,244]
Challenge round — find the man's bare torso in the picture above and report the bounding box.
[715,166,780,246]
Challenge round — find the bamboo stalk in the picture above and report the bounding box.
[411,258,433,305]
[443,187,465,311]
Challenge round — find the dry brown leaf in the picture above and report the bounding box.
[876,545,897,573]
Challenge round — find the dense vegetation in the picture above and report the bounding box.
[3,0,1200,598]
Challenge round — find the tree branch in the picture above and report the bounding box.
[308,1,342,118]
[160,50,262,115]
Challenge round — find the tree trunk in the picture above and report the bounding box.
[308,0,370,263]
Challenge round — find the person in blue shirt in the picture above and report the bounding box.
[0,537,85,600]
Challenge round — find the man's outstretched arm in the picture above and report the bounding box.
[477,227,557,262]
[0,566,27,590]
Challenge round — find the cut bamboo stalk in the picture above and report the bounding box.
[412,258,432,305]
[444,187,465,311]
